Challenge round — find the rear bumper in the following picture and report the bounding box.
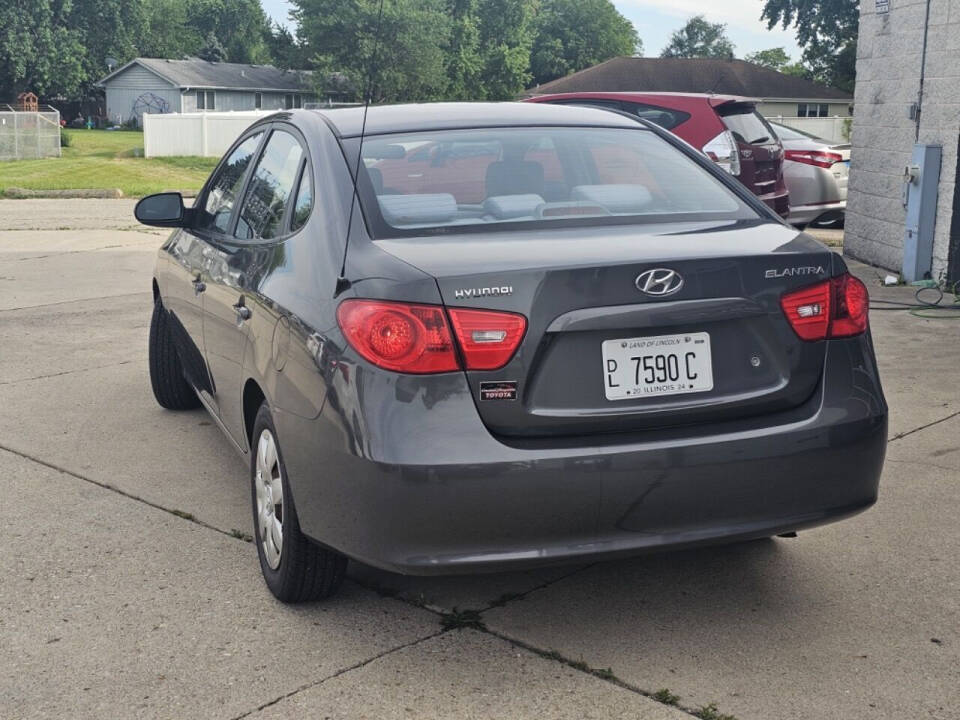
[279,337,887,575]
[758,189,791,219]
[788,200,846,226]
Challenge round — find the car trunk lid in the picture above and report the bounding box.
[376,221,835,438]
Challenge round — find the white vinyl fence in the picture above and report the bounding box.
[143,111,275,157]
[765,116,850,144]
[0,108,61,161]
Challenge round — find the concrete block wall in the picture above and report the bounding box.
[845,0,960,281]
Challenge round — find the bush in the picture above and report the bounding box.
[60,128,71,147]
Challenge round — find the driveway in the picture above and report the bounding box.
[1,200,958,720]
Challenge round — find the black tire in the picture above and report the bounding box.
[149,299,201,410]
[251,402,346,602]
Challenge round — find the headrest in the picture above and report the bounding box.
[377,194,457,226]
[482,194,545,220]
[571,184,653,214]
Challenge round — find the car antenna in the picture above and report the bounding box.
[335,0,386,297]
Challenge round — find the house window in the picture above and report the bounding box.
[797,103,829,118]
[254,92,262,109]
[284,94,302,110]
[196,90,215,111]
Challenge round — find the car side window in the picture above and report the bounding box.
[236,130,304,240]
[290,164,313,232]
[622,103,691,131]
[196,132,263,234]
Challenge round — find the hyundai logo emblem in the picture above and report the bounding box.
[635,268,683,296]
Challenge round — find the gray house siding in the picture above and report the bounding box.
[100,60,316,126]
[179,90,300,112]
[104,65,182,124]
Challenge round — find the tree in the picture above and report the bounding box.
[293,0,452,102]
[530,0,641,86]
[443,0,484,100]
[0,0,86,99]
[761,0,858,92]
[660,16,735,60]
[267,23,306,70]
[138,0,198,60]
[475,0,538,100]
[197,32,226,62]
[781,61,812,79]
[744,47,790,71]
[67,0,143,94]
[185,0,274,64]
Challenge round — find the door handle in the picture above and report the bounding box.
[192,277,206,295]
[233,299,252,322]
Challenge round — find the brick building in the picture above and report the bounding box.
[845,0,960,282]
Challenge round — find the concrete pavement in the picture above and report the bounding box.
[1,199,958,719]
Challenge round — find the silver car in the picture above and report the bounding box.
[771,122,850,228]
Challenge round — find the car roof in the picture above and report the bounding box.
[310,101,644,138]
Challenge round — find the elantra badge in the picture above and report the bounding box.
[635,268,683,296]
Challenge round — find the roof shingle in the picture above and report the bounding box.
[101,57,312,92]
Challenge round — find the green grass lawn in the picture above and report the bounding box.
[0,129,218,197]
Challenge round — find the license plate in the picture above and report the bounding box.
[602,332,713,401]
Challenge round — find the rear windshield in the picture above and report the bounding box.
[350,126,756,238]
[719,106,777,146]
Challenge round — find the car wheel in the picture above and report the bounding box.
[149,299,201,410]
[251,402,346,602]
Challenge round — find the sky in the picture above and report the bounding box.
[260,0,803,60]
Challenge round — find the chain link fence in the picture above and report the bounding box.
[0,106,61,161]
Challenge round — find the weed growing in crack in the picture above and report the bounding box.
[440,608,486,631]
[695,702,738,720]
[653,688,681,706]
[229,529,253,542]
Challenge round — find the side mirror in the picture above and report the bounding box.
[135,192,188,227]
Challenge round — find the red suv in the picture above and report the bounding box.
[527,92,790,218]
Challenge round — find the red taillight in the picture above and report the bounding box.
[447,308,527,370]
[337,300,527,373]
[830,273,869,338]
[780,273,869,341]
[784,150,843,169]
[336,300,459,373]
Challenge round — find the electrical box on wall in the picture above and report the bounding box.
[902,143,942,282]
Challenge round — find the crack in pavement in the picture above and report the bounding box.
[0,443,238,542]
[888,409,960,443]
[482,627,703,719]
[0,360,134,386]
[0,441,702,717]
[479,563,596,614]
[0,442,457,720]
[227,629,448,720]
[884,457,959,474]
[0,291,150,313]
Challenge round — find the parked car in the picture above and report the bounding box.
[770,121,850,228]
[136,103,886,603]
[526,92,790,218]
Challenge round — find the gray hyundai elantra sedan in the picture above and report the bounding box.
[135,102,887,602]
